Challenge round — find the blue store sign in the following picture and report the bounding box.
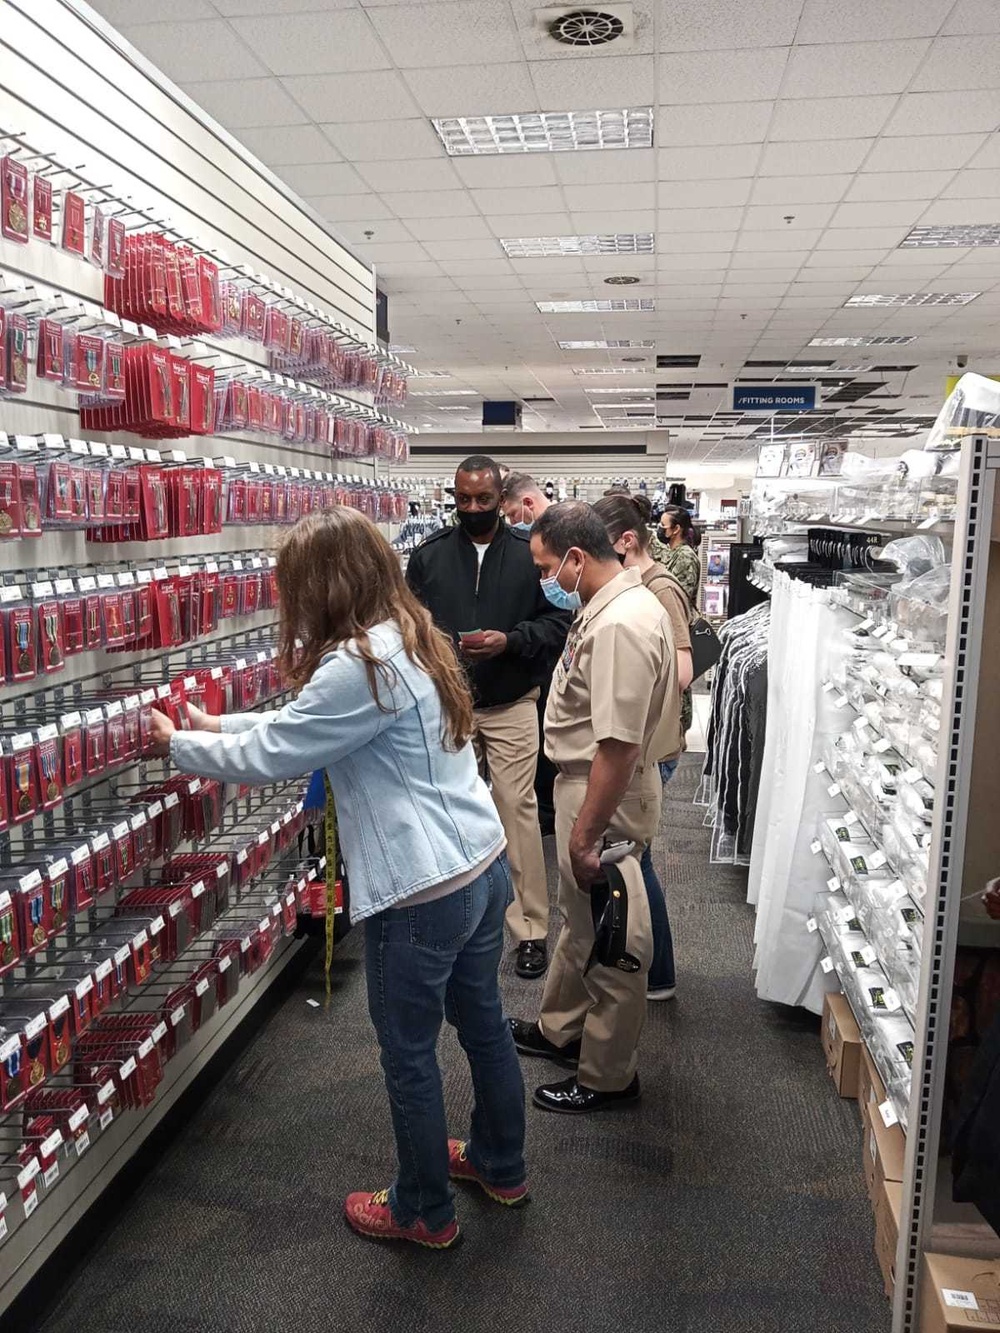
[732,384,816,412]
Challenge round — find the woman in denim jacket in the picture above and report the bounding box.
[150,507,527,1248]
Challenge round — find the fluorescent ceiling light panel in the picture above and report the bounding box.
[809,335,916,347]
[558,339,655,349]
[389,344,416,354]
[901,224,1000,249]
[500,233,654,258]
[409,369,453,378]
[786,363,873,374]
[574,366,653,375]
[844,292,981,307]
[584,386,656,395]
[410,388,478,396]
[432,108,653,157]
[538,299,654,313]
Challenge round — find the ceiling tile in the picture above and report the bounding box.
[863,132,988,171]
[919,197,1000,224]
[658,145,762,179]
[796,0,953,42]
[324,118,444,161]
[657,47,788,104]
[182,77,307,128]
[529,55,656,109]
[230,11,389,75]
[813,225,907,248]
[120,20,266,82]
[471,186,566,215]
[357,242,430,263]
[569,210,657,232]
[405,215,494,241]
[561,182,655,212]
[967,134,1000,168]
[769,95,897,141]
[283,70,420,122]
[367,1,522,68]
[943,0,1000,33]
[657,0,804,50]
[424,239,502,261]
[385,189,479,218]
[357,159,462,192]
[215,0,358,10]
[553,149,656,186]
[661,101,773,147]
[402,61,540,117]
[912,35,1000,91]
[847,169,954,200]
[758,138,873,174]
[92,0,213,18]
[666,179,754,206]
[830,199,929,226]
[482,211,574,233]
[942,169,1000,197]
[744,203,836,229]
[750,174,853,204]
[886,90,1000,136]
[783,40,931,98]
[236,124,341,166]
[737,229,822,251]
[332,218,414,245]
[278,162,370,195]
[655,231,736,252]
[445,259,518,276]
[454,155,558,188]
[658,207,745,231]
[305,192,394,220]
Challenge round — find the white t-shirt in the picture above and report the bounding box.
[474,541,489,567]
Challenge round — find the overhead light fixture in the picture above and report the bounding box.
[621,355,646,363]
[584,386,655,394]
[574,367,652,375]
[409,369,452,378]
[501,233,653,258]
[538,298,654,313]
[604,275,642,285]
[785,363,871,374]
[432,107,653,157]
[809,335,916,347]
[389,344,416,354]
[558,339,654,349]
[844,291,981,307]
[410,388,478,396]
[900,224,1000,248]
[435,405,474,411]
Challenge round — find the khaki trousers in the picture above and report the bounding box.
[538,767,659,1091]
[473,689,549,943]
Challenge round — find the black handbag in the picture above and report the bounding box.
[689,614,723,679]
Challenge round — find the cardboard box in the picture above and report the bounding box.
[863,1097,906,1206]
[920,1253,1000,1331]
[875,1179,904,1299]
[858,1045,888,1120]
[822,991,862,1098]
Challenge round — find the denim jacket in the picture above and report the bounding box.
[170,622,505,921]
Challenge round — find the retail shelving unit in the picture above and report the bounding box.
[0,0,412,1313]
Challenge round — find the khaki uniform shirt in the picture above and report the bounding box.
[544,568,678,773]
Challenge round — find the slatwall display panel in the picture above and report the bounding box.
[0,1,386,1307]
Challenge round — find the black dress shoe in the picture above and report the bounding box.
[532,1075,641,1115]
[509,1018,580,1069]
[515,940,548,979]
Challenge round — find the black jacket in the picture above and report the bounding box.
[406,522,571,709]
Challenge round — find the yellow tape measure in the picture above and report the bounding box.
[323,772,338,1004]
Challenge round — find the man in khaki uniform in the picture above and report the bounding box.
[511,502,678,1114]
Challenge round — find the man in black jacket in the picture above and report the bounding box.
[406,455,571,979]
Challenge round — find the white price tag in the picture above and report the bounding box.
[902,766,922,784]
[75,1133,91,1158]
[42,1163,59,1188]
[0,1037,19,1063]
[827,876,841,892]
[114,945,130,967]
[95,959,113,982]
[809,838,823,857]
[820,956,834,974]
[843,811,860,827]
[99,1108,113,1131]
[833,695,850,709]
[24,1013,47,1041]
[190,880,206,899]
[872,624,891,639]
[241,937,252,953]
[137,1038,154,1059]
[879,1099,899,1128]
[821,681,836,694]
[48,996,69,1021]
[881,988,902,1013]
[75,976,93,1000]
[119,1057,137,1079]
[170,1005,186,1027]
[236,849,248,865]
[813,761,826,774]
[861,945,878,966]
[216,864,227,880]
[131,930,148,950]
[41,1131,62,1158]
[868,850,888,870]
[17,1161,39,1191]
[806,917,818,933]
[195,979,210,997]
[168,900,184,919]
[97,1080,115,1105]
[151,1022,168,1043]
[218,955,232,973]
[22,1190,38,1219]
[827,783,841,798]
[873,737,893,754]
[69,1105,89,1133]
[942,1290,980,1311]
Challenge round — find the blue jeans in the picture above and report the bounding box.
[364,854,526,1230]
[641,758,678,991]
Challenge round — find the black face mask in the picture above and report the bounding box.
[457,507,499,538]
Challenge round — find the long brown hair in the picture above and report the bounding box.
[275,508,473,749]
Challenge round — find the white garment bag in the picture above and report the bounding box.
[748,571,845,1013]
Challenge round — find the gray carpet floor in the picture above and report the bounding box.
[34,757,890,1333]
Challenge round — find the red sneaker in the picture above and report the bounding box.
[448,1139,530,1208]
[344,1188,461,1249]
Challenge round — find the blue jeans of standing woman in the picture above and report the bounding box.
[364,853,526,1231]
[641,758,678,991]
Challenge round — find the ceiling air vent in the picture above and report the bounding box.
[656,354,701,369]
[548,8,626,45]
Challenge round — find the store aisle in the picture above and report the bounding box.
[34,760,888,1333]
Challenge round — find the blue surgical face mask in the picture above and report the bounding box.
[508,502,532,534]
[540,550,583,612]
